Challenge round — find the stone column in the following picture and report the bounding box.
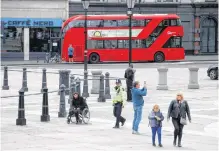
[58,84,67,117]
[24,28,29,61]
[70,75,75,84]
[188,67,199,89]
[98,74,105,102]
[58,70,71,95]
[194,13,201,55]
[75,77,81,96]
[91,70,102,94]
[104,72,111,99]
[68,75,75,104]
[157,68,168,90]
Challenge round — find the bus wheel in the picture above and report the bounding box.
[89,53,100,64]
[154,52,165,62]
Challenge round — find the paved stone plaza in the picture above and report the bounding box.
[1,67,218,151]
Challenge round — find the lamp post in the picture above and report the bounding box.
[127,0,135,66]
[82,0,90,97]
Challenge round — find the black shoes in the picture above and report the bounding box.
[173,140,176,146]
[178,143,182,147]
[153,143,163,147]
[121,119,126,126]
[113,125,119,129]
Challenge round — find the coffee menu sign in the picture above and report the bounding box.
[1,18,62,27]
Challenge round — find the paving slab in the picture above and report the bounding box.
[1,68,218,151]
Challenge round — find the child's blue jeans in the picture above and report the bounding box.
[151,127,162,145]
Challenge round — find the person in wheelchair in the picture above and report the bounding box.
[69,92,88,124]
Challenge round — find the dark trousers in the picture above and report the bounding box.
[172,117,184,144]
[151,127,162,145]
[126,80,133,101]
[113,103,125,127]
[73,107,85,122]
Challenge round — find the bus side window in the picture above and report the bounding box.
[118,20,129,27]
[163,37,182,48]
[88,20,103,27]
[104,20,117,27]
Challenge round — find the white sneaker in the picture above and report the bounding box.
[132,131,140,135]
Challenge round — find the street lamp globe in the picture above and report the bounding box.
[127,0,135,9]
[82,0,90,10]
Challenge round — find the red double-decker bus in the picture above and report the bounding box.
[61,14,184,63]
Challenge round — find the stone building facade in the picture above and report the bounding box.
[69,0,218,55]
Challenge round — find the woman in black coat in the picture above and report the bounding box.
[167,93,191,147]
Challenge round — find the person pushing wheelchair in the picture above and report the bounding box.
[68,92,88,124]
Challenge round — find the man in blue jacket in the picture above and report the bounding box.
[131,81,147,134]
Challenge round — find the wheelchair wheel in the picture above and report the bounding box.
[67,116,71,124]
[82,108,90,124]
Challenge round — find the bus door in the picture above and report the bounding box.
[73,45,83,61]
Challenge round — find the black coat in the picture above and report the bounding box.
[124,67,134,81]
[167,100,191,121]
[71,97,88,109]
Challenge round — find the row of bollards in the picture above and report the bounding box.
[2,67,29,91]
[156,67,199,90]
[16,84,68,126]
[16,86,50,126]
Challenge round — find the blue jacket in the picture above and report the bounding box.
[148,110,164,127]
[68,47,73,55]
[131,87,147,107]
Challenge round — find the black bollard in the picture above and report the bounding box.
[68,76,76,104]
[68,81,76,104]
[58,84,67,117]
[104,72,111,99]
[2,66,9,90]
[22,68,28,92]
[98,74,106,102]
[16,88,26,126]
[41,68,47,92]
[76,77,81,96]
[82,70,89,97]
[41,87,50,122]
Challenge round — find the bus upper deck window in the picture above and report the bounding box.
[171,20,177,26]
[177,19,182,26]
[170,19,181,26]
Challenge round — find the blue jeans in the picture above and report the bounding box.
[132,106,143,132]
[151,127,162,144]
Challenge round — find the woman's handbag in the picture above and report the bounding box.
[180,117,187,125]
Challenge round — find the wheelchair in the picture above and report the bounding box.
[66,107,90,124]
